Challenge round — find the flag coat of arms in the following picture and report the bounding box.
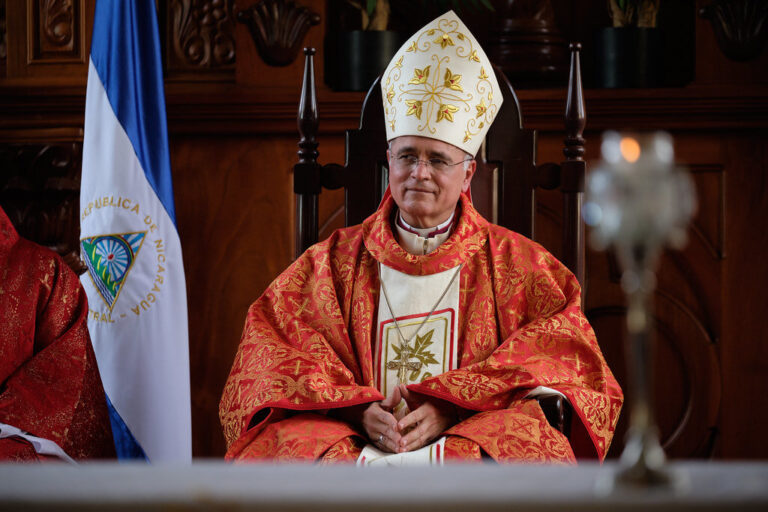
[80,0,191,462]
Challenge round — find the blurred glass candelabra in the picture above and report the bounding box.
[585,131,696,488]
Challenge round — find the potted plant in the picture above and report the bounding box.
[349,0,391,31]
[326,0,495,91]
[325,0,400,91]
[608,0,660,27]
[343,0,496,32]
[596,0,663,87]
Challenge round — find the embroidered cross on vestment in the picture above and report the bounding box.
[387,347,422,383]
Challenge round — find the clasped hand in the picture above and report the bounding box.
[361,384,457,453]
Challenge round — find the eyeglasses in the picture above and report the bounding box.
[393,154,473,173]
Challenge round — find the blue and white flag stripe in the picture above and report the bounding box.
[81,0,191,463]
[89,1,176,225]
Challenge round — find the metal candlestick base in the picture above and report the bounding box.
[614,426,671,487]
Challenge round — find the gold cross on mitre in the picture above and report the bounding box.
[387,347,422,383]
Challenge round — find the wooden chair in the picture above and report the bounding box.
[293,44,587,436]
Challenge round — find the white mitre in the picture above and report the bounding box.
[381,10,503,156]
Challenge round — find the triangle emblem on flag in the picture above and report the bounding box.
[81,232,147,310]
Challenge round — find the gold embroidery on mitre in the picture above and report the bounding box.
[409,66,430,85]
[437,103,459,122]
[462,64,498,144]
[435,33,455,48]
[406,99,423,119]
[444,69,463,92]
[475,98,487,118]
[382,12,502,151]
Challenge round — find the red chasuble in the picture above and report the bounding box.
[220,194,623,463]
[0,207,114,461]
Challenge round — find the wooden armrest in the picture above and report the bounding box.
[536,395,572,436]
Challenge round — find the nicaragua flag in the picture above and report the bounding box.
[79,0,191,463]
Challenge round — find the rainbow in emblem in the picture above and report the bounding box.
[81,232,146,310]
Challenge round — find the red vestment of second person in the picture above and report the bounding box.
[0,207,114,461]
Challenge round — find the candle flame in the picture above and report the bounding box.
[620,137,641,163]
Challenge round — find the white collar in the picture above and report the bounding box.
[394,211,455,256]
[396,211,454,238]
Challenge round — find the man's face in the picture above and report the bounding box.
[387,136,476,228]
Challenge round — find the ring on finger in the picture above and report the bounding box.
[378,433,384,444]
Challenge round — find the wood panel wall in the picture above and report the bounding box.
[1,0,766,460]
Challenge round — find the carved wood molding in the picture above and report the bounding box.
[167,0,236,77]
[1,84,768,135]
[700,0,768,62]
[162,85,768,133]
[42,0,73,46]
[688,163,726,260]
[237,0,320,67]
[29,0,83,64]
[0,142,85,274]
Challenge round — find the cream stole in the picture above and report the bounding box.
[357,263,460,466]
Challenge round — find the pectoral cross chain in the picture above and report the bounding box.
[387,348,422,383]
[379,263,463,384]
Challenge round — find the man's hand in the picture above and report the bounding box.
[361,387,403,453]
[396,384,458,453]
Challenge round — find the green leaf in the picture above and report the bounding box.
[457,0,495,13]
[478,0,495,11]
[426,0,494,15]
[366,0,377,17]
